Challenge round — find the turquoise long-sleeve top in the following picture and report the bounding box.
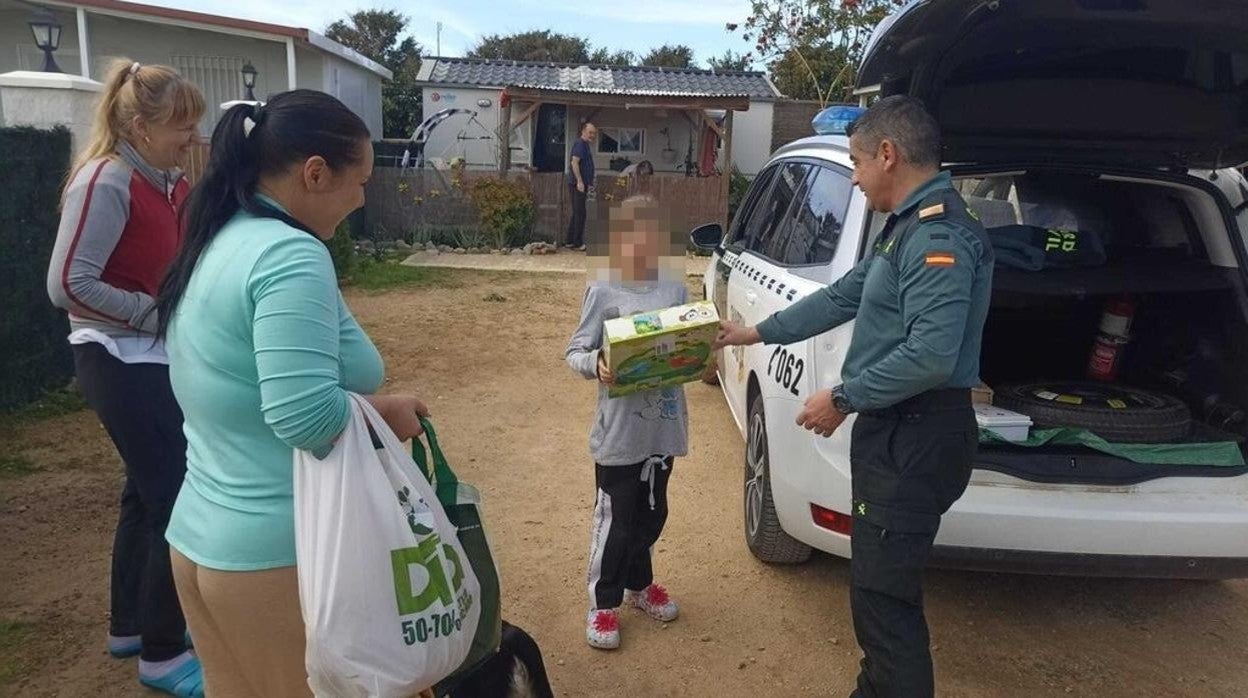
[165,204,384,571]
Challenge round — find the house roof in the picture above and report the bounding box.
[39,0,392,80]
[417,57,779,102]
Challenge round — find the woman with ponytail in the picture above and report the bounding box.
[45,59,205,697]
[156,90,429,696]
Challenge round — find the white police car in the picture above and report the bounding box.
[692,0,1248,577]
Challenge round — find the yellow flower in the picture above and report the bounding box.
[412,196,424,205]
[397,181,410,193]
[430,189,443,198]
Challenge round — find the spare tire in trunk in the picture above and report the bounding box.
[994,382,1191,443]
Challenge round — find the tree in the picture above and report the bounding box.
[590,47,637,67]
[469,30,592,63]
[729,0,903,105]
[325,10,423,139]
[640,44,696,69]
[767,43,851,101]
[706,50,753,72]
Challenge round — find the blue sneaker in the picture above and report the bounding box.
[139,655,204,698]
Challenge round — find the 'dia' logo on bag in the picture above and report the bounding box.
[390,488,478,647]
[390,539,477,646]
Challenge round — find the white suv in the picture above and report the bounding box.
[692,0,1248,578]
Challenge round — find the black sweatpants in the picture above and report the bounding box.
[586,457,673,610]
[848,390,977,698]
[566,184,588,248]
[73,342,190,662]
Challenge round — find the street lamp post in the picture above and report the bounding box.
[28,7,63,74]
[241,62,258,101]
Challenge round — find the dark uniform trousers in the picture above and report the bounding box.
[849,388,977,698]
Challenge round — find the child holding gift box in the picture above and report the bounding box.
[565,194,688,650]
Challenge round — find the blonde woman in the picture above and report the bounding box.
[46,59,205,697]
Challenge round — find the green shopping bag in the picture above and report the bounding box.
[411,418,502,688]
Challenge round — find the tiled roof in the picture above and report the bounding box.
[419,57,778,101]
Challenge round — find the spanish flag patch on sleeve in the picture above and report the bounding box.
[925,252,957,267]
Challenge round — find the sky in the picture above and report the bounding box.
[145,0,760,68]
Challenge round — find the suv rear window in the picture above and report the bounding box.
[743,161,809,255]
[765,166,854,267]
[957,173,1204,256]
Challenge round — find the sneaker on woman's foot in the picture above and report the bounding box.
[586,609,621,650]
[625,584,679,622]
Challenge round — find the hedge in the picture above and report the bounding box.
[0,126,74,409]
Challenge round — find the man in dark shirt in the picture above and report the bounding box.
[566,122,597,250]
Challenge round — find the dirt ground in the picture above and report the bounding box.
[3,269,1248,698]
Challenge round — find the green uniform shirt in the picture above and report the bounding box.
[756,171,994,412]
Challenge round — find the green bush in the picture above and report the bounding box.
[727,166,751,223]
[470,177,536,249]
[0,126,74,410]
[327,219,356,279]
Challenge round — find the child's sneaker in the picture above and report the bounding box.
[586,609,621,650]
[626,584,679,622]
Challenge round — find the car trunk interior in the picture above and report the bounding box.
[960,169,1248,484]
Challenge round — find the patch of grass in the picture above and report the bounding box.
[349,258,457,293]
[0,455,40,480]
[0,621,32,688]
[0,388,87,427]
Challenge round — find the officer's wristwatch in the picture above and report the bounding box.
[830,385,856,415]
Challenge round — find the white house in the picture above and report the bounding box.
[0,0,391,138]
[412,57,781,177]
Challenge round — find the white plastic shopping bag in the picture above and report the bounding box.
[295,394,481,697]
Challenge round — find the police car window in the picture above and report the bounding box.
[726,166,778,248]
[766,166,854,266]
[746,162,809,255]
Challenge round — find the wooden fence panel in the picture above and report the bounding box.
[178,157,728,244]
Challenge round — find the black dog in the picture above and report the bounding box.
[445,621,554,698]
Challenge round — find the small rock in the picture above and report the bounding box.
[1064,688,1073,694]
[748,657,757,664]
[831,638,840,646]
[557,660,565,667]
[490,249,502,255]
[18,505,29,513]
[931,645,940,652]
[510,249,524,256]
[700,634,712,643]
[453,248,467,255]
[738,661,748,670]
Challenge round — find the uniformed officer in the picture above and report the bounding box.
[715,95,994,698]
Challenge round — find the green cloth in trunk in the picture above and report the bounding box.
[979,427,1246,466]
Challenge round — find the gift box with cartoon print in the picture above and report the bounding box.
[603,301,719,398]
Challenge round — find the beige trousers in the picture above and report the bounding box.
[171,549,311,698]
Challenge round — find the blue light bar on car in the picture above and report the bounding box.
[812,106,866,136]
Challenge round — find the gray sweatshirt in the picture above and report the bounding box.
[566,280,690,466]
[47,141,186,339]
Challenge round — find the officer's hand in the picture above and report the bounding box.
[577,181,586,193]
[714,321,761,349]
[796,388,847,438]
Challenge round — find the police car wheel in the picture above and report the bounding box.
[994,382,1192,443]
[744,392,812,564]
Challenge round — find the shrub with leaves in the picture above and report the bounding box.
[470,177,536,249]
[727,166,751,222]
[327,219,356,280]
